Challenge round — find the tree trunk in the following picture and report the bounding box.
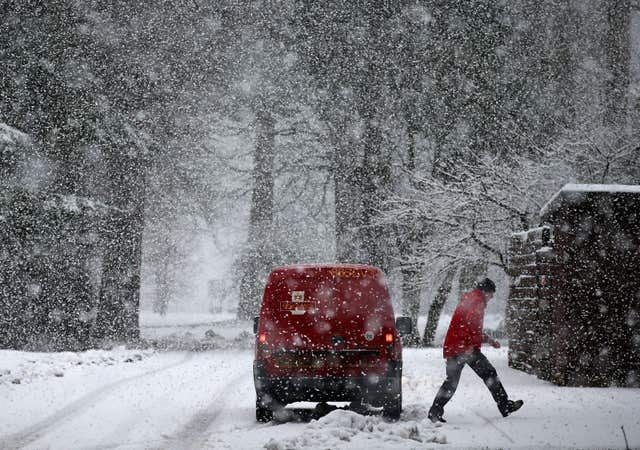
[422,267,456,347]
[95,150,146,342]
[153,240,176,316]
[334,143,365,263]
[358,5,392,270]
[400,267,422,347]
[458,262,487,292]
[398,125,423,348]
[238,107,275,320]
[407,126,418,173]
[549,0,577,133]
[360,119,390,270]
[604,0,631,128]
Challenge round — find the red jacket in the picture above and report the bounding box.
[443,288,491,358]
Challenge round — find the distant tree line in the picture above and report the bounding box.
[1,0,638,349]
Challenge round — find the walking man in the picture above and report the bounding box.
[428,277,523,423]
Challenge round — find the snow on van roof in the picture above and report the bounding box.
[539,183,640,218]
[272,263,380,272]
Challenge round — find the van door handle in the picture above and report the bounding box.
[331,335,345,346]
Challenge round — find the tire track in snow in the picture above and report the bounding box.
[0,352,193,450]
[158,371,252,450]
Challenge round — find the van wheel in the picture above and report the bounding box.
[256,395,274,423]
[382,390,402,421]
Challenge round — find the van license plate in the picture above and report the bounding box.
[273,356,323,369]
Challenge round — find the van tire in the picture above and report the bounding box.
[256,395,274,422]
[382,390,402,421]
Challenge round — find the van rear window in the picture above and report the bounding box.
[267,273,391,320]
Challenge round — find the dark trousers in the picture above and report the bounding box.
[431,349,508,413]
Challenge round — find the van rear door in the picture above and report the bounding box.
[257,265,399,377]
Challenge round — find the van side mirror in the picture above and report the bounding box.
[253,317,259,334]
[395,316,412,336]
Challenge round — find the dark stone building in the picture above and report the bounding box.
[507,184,640,387]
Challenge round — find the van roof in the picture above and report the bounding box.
[267,264,385,285]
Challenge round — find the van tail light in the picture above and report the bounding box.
[258,333,267,343]
[385,333,394,343]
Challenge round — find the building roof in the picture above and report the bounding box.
[539,183,640,219]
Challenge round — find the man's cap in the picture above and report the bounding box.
[476,277,496,293]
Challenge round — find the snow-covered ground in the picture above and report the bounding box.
[1,315,639,450]
[140,311,239,341]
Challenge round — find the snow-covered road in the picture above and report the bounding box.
[1,345,639,449]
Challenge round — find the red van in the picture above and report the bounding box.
[253,264,412,422]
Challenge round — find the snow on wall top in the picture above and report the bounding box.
[511,225,548,241]
[0,123,29,146]
[561,183,640,193]
[539,183,640,218]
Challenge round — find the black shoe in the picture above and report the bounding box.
[428,407,446,423]
[500,399,523,417]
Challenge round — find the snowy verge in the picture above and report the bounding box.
[0,347,154,386]
[264,408,447,450]
[140,311,236,327]
[144,329,255,351]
